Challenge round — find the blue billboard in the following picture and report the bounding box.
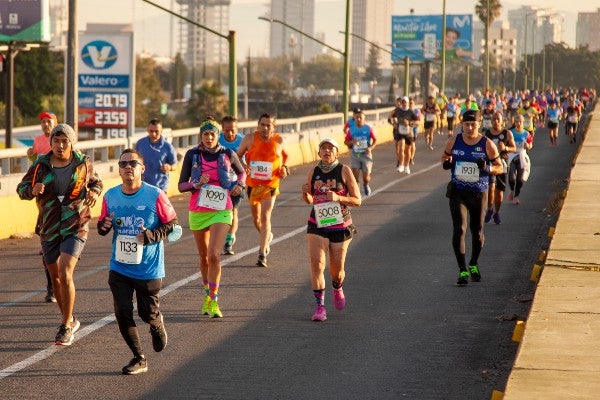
[0,0,50,42]
[391,14,473,63]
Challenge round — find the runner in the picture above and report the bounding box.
[218,115,245,255]
[17,124,103,345]
[445,96,459,137]
[179,118,246,317]
[97,149,179,375]
[484,112,516,225]
[546,100,562,146]
[507,116,534,205]
[237,113,289,267]
[517,97,539,139]
[388,96,417,174]
[344,109,377,195]
[435,91,448,135]
[422,95,440,150]
[564,98,582,144]
[440,110,502,285]
[301,139,361,321]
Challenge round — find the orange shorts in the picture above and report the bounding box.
[247,185,280,206]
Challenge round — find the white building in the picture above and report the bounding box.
[576,9,600,51]
[177,0,231,68]
[268,0,318,62]
[351,0,393,71]
[507,6,563,61]
[473,20,517,72]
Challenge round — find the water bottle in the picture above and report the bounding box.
[167,224,183,242]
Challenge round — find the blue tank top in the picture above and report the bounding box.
[450,134,490,192]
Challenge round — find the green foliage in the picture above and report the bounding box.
[135,56,169,126]
[296,54,345,89]
[364,45,382,82]
[185,81,228,126]
[169,53,188,100]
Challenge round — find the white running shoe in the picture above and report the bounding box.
[405,166,411,174]
[397,165,404,173]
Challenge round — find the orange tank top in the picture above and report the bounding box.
[246,131,283,188]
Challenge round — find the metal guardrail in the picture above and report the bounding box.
[0,109,393,176]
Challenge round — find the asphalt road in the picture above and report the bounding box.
[0,126,579,400]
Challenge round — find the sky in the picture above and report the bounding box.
[75,0,600,60]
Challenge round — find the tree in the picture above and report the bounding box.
[185,81,228,125]
[135,56,168,126]
[475,0,502,89]
[364,44,382,82]
[169,53,188,100]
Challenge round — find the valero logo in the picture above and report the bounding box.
[81,40,118,70]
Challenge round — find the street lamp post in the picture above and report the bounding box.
[260,7,352,121]
[142,0,238,117]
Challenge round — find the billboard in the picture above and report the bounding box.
[78,31,135,141]
[0,0,50,42]
[391,14,473,63]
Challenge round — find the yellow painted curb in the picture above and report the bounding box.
[512,320,526,342]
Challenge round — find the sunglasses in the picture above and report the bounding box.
[118,160,142,168]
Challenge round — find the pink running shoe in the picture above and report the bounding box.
[507,192,514,201]
[513,198,520,205]
[311,305,327,322]
[333,289,346,310]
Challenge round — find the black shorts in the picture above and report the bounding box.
[424,121,435,130]
[547,121,558,130]
[306,223,356,243]
[393,133,414,144]
[231,193,243,208]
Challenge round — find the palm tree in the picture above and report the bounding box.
[475,0,502,89]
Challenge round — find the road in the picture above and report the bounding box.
[0,127,578,399]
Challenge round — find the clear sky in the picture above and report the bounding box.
[76,0,599,60]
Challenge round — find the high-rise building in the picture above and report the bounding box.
[508,6,563,61]
[351,0,393,71]
[268,0,316,62]
[473,20,517,72]
[177,0,231,68]
[576,9,600,51]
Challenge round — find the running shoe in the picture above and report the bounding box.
[208,300,223,318]
[333,288,346,310]
[45,289,57,303]
[507,192,514,201]
[122,356,148,375]
[493,213,501,225]
[223,243,234,255]
[55,324,74,346]
[469,265,481,282]
[484,209,493,223]
[456,271,470,286]
[150,314,168,352]
[397,165,404,173]
[71,316,80,335]
[256,254,267,268]
[201,295,211,315]
[311,305,327,322]
[364,185,372,196]
[513,197,520,205]
[429,144,434,150]
[405,166,411,174]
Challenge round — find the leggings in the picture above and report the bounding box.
[449,188,487,270]
[508,158,524,197]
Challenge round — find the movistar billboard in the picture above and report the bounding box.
[391,14,473,63]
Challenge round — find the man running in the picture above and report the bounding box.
[344,109,377,195]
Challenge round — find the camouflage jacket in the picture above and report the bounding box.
[17,151,103,242]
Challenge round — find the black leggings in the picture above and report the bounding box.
[108,270,163,357]
[449,189,487,270]
[508,158,524,197]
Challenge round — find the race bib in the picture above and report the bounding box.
[447,111,455,117]
[314,201,343,228]
[397,125,409,135]
[568,115,577,123]
[249,161,273,180]
[455,161,480,182]
[549,117,559,123]
[197,184,228,210]
[482,119,492,129]
[353,138,368,153]
[523,116,533,129]
[426,113,436,122]
[116,234,143,265]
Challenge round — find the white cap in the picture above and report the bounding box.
[319,138,339,150]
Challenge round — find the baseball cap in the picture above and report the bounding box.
[462,110,479,122]
[401,96,409,102]
[39,112,57,122]
[352,107,363,114]
[319,138,339,150]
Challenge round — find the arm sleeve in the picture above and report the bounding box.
[141,193,178,244]
[97,198,112,236]
[178,150,195,192]
[228,151,247,185]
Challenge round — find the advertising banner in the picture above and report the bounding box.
[391,14,473,63]
[0,0,50,42]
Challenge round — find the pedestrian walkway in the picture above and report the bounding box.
[502,109,600,399]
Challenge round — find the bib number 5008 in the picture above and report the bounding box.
[314,202,343,228]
